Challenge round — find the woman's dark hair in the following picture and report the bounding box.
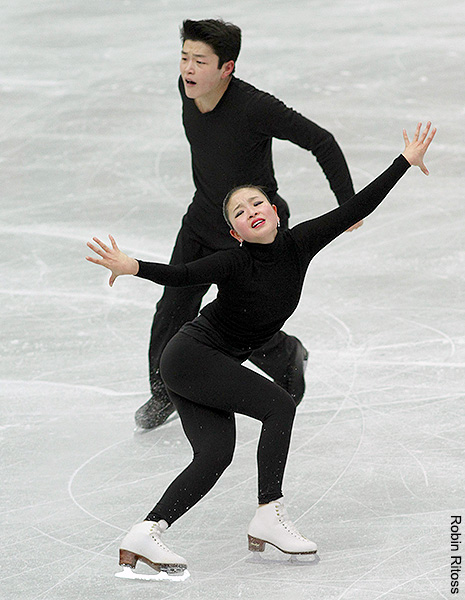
[222,185,271,228]
[180,19,242,72]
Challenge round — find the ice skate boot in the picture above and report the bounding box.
[116,520,190,581]
[134,370,176,431]
[247,498,317,555]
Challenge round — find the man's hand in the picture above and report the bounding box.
[346,219,364,232]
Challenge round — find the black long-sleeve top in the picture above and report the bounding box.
[179,76,355,249]
[138,156,410,351]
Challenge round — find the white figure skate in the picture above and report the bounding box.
[247,498,317,555]
[115,520,190,581]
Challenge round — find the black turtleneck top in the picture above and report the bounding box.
[137,156,410,351]
[179,75,355,249]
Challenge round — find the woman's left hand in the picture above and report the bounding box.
[402,121,437,175]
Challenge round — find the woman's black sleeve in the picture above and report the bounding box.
[292,154,411,257]
[135,248,241,287]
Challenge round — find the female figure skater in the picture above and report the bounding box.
[86,123,436,580]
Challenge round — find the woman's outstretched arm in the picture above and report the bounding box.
[292,122,437,256]
[86,234,244,288]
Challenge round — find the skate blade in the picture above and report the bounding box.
[115,566,190,581]
[248,534,317,556]
[247,552,319,566]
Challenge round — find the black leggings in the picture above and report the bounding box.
[146,329,296,526]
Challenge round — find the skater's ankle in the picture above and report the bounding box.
[258,496,283,507]
[142,518,170,531]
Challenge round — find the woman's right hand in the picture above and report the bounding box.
[86,235,139,286]
[402,122,437,175]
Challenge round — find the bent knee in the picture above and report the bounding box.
[268,389,296,422]
[213,445,235,471]
[195,443,235,473]
[284,396,297,422]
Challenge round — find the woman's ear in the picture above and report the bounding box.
[230,229,243,244]
[272,205,280,226]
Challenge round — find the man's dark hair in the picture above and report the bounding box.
[180,19,242,72]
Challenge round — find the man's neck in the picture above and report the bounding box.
[194,77,232,114]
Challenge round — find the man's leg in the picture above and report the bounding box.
[134,226,211,430]
[248,332,308,406]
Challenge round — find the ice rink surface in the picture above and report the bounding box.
[1,1,464,598]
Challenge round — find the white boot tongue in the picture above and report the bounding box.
[156,519,169,532]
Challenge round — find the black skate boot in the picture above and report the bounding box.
[134,370,176,431]
[277,337,308,407]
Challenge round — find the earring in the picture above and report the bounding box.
[240,240,243,247]
[277,219,281,228]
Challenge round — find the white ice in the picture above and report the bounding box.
[1,1,464,599]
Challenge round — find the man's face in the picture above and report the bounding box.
[180,40,230,100]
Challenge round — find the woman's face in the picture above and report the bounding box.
[227,188,279,245]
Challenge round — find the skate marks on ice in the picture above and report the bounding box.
[2,0,465,598]
[331,539,448,600]
[246,551,320,568]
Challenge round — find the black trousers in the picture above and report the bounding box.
[146,324,296,526]
[148,195,302,394]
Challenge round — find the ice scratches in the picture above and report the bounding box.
[0,534,117,589]
[296,394,366,521]
[287,360,364,524]
[27,539,120,600]
[335,539,445,600]
[358,392,460,412]
[399,471,424,502]
[66,423,183,533]
[1,378,143,397]
[417,556,449,600]
[67,443,181,523]
[395,315,456,359]
[31,525,115,559]
[0,224,168,263]
[246,553,320,567]
[0,287,154,310]
[396,439,429,487]
[153,132,186,207]
[370,563,449,600]
[185,552,286,596]
[294,323,367,522]
[321,309,354,346]
[67,437,132,532]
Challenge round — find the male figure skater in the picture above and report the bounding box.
[136,18,360,430]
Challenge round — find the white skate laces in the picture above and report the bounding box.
[247,498,317,555]
[115,520,190,581]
